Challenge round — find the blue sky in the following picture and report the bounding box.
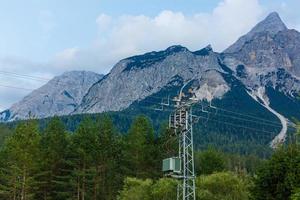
[0,0,220,62]
[0,0,300,109]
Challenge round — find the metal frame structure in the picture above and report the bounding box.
[167,79,196,200]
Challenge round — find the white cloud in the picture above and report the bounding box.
[51,0,263,74]
[96,14,112,31]
[52,47,80,68]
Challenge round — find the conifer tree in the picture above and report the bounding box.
[99,116,123,199]
[35,117,70,200]
[69,117,99,200]
[124,115,158,178]
[0,121,41,200]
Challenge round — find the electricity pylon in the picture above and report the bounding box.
[168,80,196,200]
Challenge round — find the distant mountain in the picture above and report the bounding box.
[75,45,229,114]
[1,12,300,150]
[224,12,288,54]
[223,12,300,147]
[222,12,300,108]
[0,71,103,121]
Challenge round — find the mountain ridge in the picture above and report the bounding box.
[0,71,103,121]
[1,12,300,149]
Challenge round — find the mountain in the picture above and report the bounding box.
[0,71,103,121]
[224,12,288,54]
[1,12,300,152]
[222,12,300,114]
[74,12,300,150]
[75,45,229,114]
[222,12,300,147]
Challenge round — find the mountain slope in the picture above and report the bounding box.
[75,45,229,114]
[222,12,300,146]
[0,71,103,121]
[223,12,300,108]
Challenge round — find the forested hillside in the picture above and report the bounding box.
[0,116,299,200]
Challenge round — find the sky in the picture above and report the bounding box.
[0,0,300,110]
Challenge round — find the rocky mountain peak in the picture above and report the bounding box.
[0,71,103,122]
[193,44,213,56]
[250,12,287,36]
[224,12,287,53]
[165,45,189,53]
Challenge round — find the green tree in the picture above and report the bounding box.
[68,116,123,200]
[117,178,153,200]
[195,147,226,175]
[0,124,13,147]
[0,121,41,200]
[296,122,300,145]
[124,116,158,178]
[225,153,264,175]
[252,145,300,200]
[93,115,123,200]
[69,117,99,200]
[196,172,251,200]
[35,117,70,200]
[292,188,300,200]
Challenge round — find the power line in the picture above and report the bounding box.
[211,106,284,126]
[97,105,279,137]
[137,98,285,128]
[194,115,278,135]
[0,83,34,91]
[132,97,286,131]
[192,107,284,129]
[141,95,285,127]
[0,70,50,81]
[131,101,281,136]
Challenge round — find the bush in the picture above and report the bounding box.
[117,177,153,200]
[152,178,178,200]
[196,172,251,200]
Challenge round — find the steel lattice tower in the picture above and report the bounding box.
[169,101,196,200]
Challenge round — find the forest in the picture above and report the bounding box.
[0,115,299,200]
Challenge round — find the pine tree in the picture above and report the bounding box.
[69,117,99,200]
[124,116,158,178]
[93,115,123,200]
[0,121,41,200]
[35,117,70,200]
[195,147,226,175]
[0,124,13,147]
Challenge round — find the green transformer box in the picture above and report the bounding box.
[162,157,181,174]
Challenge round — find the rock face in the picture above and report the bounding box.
[222,12,300,146]
[0,71,103,121]
[223,12,300,95]
[76,45,229,113]
[224,12,288,54]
